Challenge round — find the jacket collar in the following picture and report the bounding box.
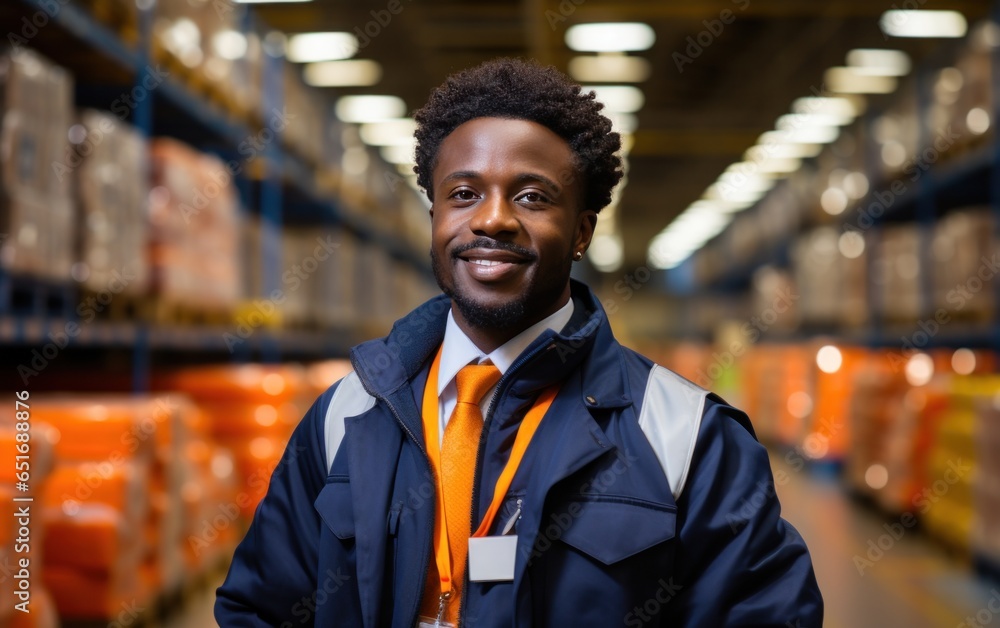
[348,280,631,418]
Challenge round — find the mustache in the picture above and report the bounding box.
[451,238,537,261]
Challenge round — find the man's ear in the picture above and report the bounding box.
[574,210,598,255]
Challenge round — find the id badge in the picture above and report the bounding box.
[468,535,518,582]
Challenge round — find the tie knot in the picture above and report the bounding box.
[455,363,502,406]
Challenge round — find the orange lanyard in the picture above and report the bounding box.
[421,345,560,596]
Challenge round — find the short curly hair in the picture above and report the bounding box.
[413,57,624,214]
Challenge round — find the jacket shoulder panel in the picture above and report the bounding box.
[636,364,708,499]
[324,371,377,473]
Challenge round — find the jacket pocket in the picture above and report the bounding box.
[555,495,676,565]
[314,475,355,541]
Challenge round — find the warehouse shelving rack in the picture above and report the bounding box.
[668,9,1000,353]
[0,0,432,390]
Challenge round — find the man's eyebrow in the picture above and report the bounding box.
[512,172,562,194]
[440,170,481,185]
[438,171,563,195]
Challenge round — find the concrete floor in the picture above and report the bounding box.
[170,453,999,628]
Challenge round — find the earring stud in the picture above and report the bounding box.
[574,251,583,260]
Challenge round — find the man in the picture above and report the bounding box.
[215,58,823,627]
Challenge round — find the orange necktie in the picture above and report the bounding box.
[438,362,501,623]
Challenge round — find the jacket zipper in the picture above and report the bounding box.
[459,340,556,624]
[349,355,435,628]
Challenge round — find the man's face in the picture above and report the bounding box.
[429,117,596,333]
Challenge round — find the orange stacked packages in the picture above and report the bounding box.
[0,409,60,627]
[23,394,220,622]
[158,364,312,523]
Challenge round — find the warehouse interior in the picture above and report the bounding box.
[0,0,998,625]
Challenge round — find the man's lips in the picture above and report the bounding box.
[455,248,532,281]
[456,248,532,264]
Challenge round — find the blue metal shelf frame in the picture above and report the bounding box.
[6,0,434,380]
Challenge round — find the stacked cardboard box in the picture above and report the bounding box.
[148,137,242,313]
[152,0,263,121]
[931,208,994,321]
[0,48,75,281]
[954,23,994,147]
[875,224,924,322]
[72,109,150,298]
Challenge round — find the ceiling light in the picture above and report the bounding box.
[756,157,802,174]
[568,54,652,83]
[879,10,968,38]
[583,85,644,113]
[847,49,912,76]
[304,60,382,87]
[825,67,898,94]
[760,127,840,145]
[379,143,415,165]
[717,171,776,194]
[336,95,406,123]
[605,111,639,134]
[565,23,656,52]
[776,113,852,130]
[212,30,248,60]
[287,32,358,62]
[359,118,417,146]
[792,96,865,118]
[708,185,766,204]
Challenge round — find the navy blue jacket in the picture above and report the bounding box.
[215,281,823,627]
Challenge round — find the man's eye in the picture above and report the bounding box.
[452,190,478,201]
[519,192,548,204]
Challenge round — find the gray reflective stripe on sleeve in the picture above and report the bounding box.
[637,365,708,499]
[324,371,377,472]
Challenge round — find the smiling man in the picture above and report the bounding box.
[215,58,823,627]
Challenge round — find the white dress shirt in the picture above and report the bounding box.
[435,299,575,446]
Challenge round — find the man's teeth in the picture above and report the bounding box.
[470,259,506,266]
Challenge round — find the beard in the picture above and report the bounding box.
[430,240,572,333]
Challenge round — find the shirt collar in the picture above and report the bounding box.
[438,298,575,396]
